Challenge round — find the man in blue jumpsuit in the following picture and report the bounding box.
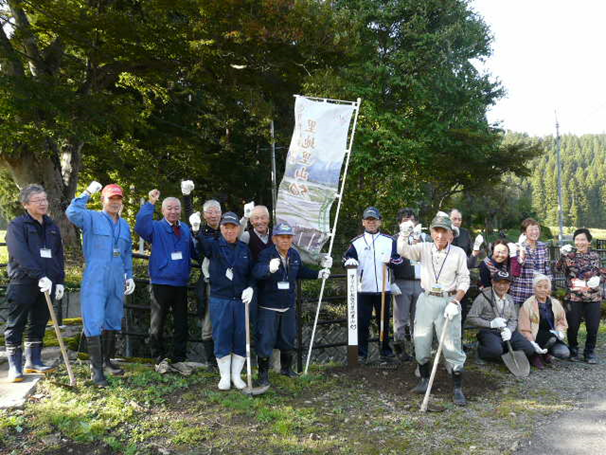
[135,188,197,363]
[66,181,135,387]
[197,212,255,390]
[252,222,332,386]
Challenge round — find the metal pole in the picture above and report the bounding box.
[139,197,145,254]
[304,97,362,375]
[270,120,278,224]
[555,112,564,242]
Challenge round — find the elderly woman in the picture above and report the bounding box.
[479,239,513,289]
[509,218,552,306]
[555,228,605,363]
[519,274,569,369]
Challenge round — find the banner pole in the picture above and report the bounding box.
[304,97,362,375]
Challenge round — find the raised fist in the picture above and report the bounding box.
[181,180,194,196]
[148,189,160,205]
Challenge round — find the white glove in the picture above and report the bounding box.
[413,223,423,237]
[181,180,194,196]
[518,234,527,245]
[560,244,573,255]
[202,258,210,282]
[531,341,547,354]
[318,268,331,280]
[55,284,65,300]
[38,277,52,294]
[243,201,255,218]
[125,278,135,296]
[320,255,333,268]
[381,252,392,264]
[399,220,415,236]
[86,181,102,195]
[241,287,254,305]
[501,327,512,342]
[390,283,402,296]
[549,329,564,341]
[507,243,518,258]
[344,258,359,267]
[473,234,484,251]
[189,212,202,232]
[444,301,460,320]
[269,258,281,274]
[490,317,507,329]
[587,276,600,289]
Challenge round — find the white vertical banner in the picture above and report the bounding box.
[275,95,356,264]
[346,267,358,346]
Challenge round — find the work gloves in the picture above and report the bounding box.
[189,212,201,232]
[344,258,359,267]
[181,180,194,196]
[148,189,160,205]
[490,317,507,329]
[473,234,484,251]
[390,283,402,296]
[549,329,565,341]
[318,269,331,280]
[560,244,573,255]
[500,328,512,342]
[507,243,518,257]
[125,278,136,296]
[269,258,281,274]
[399,220,415,236]
[444,301,460,320]
[55,284,65,300]
[241,287,254,305]
[412,223,423,240]
[531,341,547,355]
[86,181,102,195]
[243,201,255,218]
[587,276,600,289]
[38,277,52,294]
[320,255,333,269]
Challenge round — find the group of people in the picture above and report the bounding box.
[4,182,603,403]
[4,181,331,392]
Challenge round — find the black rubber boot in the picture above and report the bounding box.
[102,331,124,376]
[257,357,270,386]
[203,339,217,371]
[393,341,412,362]
[24,341,55,374]
[7,344,24,383]
[412,362,430,394]
[453,371,467,406]
[87,336,108,388]
[280,351,299,378]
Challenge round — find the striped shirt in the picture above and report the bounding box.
[509,241,552,306]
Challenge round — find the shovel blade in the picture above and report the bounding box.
[242,384,270,396]
[501,350,530,377]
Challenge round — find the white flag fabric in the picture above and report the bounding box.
[275,96,355,263]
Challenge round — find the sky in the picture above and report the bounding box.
[471,0,606,137]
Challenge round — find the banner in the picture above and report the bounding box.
[275,96,355,263]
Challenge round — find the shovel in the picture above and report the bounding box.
[241,300,269,397]
[420,317,450,413]
[501,339,530,377]
[44,291,77,387]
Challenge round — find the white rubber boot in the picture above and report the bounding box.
[231,354,247,390]
[217,355,232,391]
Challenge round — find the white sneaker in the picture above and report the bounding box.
[217,355,231,390]
[231,354,247,389]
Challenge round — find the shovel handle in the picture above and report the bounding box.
[420,317,450,413]
[380,263,387,342]
[244,300,253,391]
[44,291,76,387]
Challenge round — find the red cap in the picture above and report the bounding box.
[101,184,124,199]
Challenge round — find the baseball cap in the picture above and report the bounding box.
[430,212,452,231]
[102,184,123,199]
[363,206,381,220]
[220,212,240,226]
[492,270,513,282]
[273,222,295,236]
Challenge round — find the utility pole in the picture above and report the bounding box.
[555,112,564,242]
[270,120,278,224]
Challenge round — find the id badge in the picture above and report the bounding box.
[226,268,234,281]
[277,281,290,290]
[40,248,52,259]
[431,283,443,293]
[171,251,183,260]
[113,249,121,257]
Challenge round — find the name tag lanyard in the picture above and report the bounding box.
[102,212,122,256]
[39,219,52,258]
[431,245,451,286]
[169,222,184,258]
[220,241,240,278]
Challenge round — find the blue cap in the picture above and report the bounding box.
[273,222,295,236]
[220,212,240,226]
[363,206,381,220]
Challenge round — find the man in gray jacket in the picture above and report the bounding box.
[467,271,534,362]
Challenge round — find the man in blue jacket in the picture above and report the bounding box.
[66,181,135,387]
[5,184,65,382]
[197,212,255,390]
[135,189,197,363]
[252,222,331,386]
